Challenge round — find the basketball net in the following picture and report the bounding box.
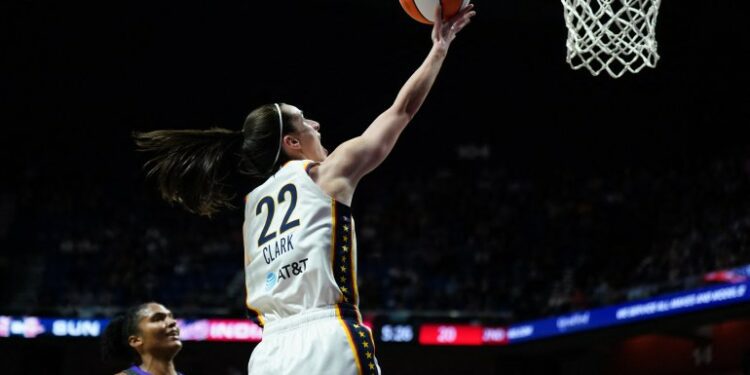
[561,0,662,78]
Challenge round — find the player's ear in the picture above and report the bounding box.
[283,134,301,150]
[128,334,143,351]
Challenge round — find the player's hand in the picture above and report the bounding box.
[432,3,475,50]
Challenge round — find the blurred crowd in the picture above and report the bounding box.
[1,151,749,323]
[356,155,750,321]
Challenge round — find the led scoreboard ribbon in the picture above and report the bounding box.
[3,281,749,345]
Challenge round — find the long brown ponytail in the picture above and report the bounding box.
[134,128,242,217]
[134,103,295,217]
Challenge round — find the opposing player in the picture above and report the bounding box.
[101,302,184,375]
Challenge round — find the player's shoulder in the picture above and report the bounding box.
[285,159,317,171]
[284,159,320,180]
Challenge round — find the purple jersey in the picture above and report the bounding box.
[123,365,184,375]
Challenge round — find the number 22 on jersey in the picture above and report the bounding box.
[256,183,301,247]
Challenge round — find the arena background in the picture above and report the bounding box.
[2,0,750,373]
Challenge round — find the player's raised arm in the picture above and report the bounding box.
[316,4,475,201]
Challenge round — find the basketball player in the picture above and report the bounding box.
[101,302,184,375]
[134,5,475,374]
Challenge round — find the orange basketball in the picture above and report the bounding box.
[399,0,471,25]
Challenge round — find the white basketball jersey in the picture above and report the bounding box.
[243,160,359,326]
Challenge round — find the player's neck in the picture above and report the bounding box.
[139,355,177,375]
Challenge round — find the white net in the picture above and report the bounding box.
[561,0,662,78]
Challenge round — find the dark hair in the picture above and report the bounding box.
[134,103,295,217]
[101,303,149,365]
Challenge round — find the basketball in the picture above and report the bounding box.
[399,0,471,25]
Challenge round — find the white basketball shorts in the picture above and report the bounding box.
[248,306,381,375]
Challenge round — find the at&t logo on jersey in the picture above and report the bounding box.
[266,258,309,291]
[265,272,277,290]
